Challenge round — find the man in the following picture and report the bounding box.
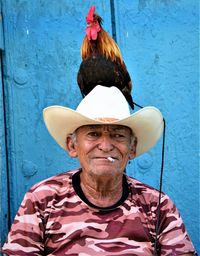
[2,86,196,255]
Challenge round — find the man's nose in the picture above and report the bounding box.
[97,135,114,152]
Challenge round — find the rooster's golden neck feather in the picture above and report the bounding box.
[81,28,124,66]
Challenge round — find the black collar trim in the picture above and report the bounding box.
[72,170,129,211]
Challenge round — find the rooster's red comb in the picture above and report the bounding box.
[86,6,96,23]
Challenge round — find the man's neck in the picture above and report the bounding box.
[80,171,123,208]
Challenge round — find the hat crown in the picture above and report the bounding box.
[76,85,130,120]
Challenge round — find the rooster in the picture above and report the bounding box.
[77,6,134,109]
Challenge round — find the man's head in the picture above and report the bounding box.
[43,85,164,158]
[66,124,137,176]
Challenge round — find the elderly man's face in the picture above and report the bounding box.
[66,124,137,177]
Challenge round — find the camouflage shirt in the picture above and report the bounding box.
[2,169,195,256]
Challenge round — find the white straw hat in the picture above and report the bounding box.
[43,85,164,157]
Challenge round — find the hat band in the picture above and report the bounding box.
[94,117,119,122]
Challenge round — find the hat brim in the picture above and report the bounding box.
[43,106,163,157]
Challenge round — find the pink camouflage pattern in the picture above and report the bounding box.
[2,169,195,255]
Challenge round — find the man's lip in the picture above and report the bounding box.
[93,157,117,160]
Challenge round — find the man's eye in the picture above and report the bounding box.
[112,134,125,139]
[87,132,99,137]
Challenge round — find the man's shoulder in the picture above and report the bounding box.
[29,169,79,193]
[126,175,165,201]
[127,175,158,191]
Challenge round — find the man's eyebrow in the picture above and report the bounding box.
[85,125,98,130]
[85,125,130,132]
[112,127,129,131]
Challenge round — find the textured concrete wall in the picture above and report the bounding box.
[0,0,199,252]
[115,0,199,251]
[0,0,112,245]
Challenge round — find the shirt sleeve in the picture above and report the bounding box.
[158,194,196,255]
[2,190,45,255]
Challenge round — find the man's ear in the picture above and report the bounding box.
[128,137,137,160]
[65,136,78,158]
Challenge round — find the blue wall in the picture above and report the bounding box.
[0,0,199,252]
[116,0,199,251]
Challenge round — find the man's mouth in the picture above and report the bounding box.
[93,156,117,162]
[107,157,115,162]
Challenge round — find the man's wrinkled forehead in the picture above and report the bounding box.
[75,124,132,134]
